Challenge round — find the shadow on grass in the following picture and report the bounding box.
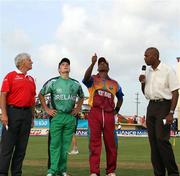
[22,166,153,176]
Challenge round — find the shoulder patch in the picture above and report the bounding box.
[70,78,80,85]
[43,76,59,87]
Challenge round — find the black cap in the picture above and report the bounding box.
[58,58,70,68]
[98,57,109,66]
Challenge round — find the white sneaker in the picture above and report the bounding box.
[90,174,98,176]
[46,174,54,176]
[68,150,79,155]
[62,172,70,176]
[106,173,116,176]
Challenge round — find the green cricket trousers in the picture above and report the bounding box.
[48,112,76,175]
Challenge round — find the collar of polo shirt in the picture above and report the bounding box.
[16,69,27,76]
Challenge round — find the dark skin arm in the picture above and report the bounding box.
[83,53,97,83]
[139,75,146,94]
[114,98,123,115]
[165,90,179,124]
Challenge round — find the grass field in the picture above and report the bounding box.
[23,136,180,176]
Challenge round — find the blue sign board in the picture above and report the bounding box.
[77,119,88,129]
[34,119,49,128]
[33,119,88,128]
[116,129,148,136]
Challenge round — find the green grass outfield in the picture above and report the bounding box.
[23,136,180,176]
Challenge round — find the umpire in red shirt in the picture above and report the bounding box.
[0,53,36,176]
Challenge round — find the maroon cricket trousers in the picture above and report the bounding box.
[88,107,117,175]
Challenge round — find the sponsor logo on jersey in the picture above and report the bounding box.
[56,88,63,94]
[15,75,23,80]
[109,85,113,90]
[54,94,76,101]
[97,90,111,98]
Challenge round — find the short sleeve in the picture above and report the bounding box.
[168,68,180,91]
[1,73,12,92]
[77,84,84,98]
[82,76,94,88]
[40,79,53,96]
[116,83,124,100]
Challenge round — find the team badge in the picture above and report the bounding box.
[109,85,113,90]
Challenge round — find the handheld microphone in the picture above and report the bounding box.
[140,65,146,83]
[5,125,8,130]
[163,118,176,125]
[141,65,146,75]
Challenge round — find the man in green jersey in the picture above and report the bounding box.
[38,58,84,176]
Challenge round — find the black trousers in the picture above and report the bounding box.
[48,116,52,169]
[0,106,32,176]
[146,100,179,176]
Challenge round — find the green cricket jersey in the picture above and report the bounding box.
[40,76,84,113]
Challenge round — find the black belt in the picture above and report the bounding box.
[8,105,31,110]
[150,99,170,103]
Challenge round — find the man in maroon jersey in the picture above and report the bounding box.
[0,53,36,176]
[83,54,124,176]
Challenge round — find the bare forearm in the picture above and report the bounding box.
[139,75,145,94]
[71,97,84,116]
[76,98,84,109]
[1,92,8,116]
[84,53,97,82]
[141,83,145,94]
[83,63,95,82]
[38,93,48,111]
[170,90,179,111]
[116,98,123,109]
[114,98,123,114]
[165,90,179,124]
[0,92,8,126]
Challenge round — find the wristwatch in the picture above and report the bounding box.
[169,110,174,114]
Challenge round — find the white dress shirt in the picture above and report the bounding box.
[144,62,180,100]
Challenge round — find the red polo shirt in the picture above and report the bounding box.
[1,70,36,107]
